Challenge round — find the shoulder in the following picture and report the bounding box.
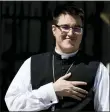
[30,52,53,64]
[78,50,100,64]
[31,52,52,59]
[21,52,52,66]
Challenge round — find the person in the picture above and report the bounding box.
[4,3,109,112]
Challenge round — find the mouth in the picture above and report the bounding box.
[65,38,77,41]
[65,36,77,40]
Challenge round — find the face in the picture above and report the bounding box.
[52,14,83,53]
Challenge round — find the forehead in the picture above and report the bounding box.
[57,14,82,26]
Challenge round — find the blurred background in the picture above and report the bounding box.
[0,1,110,111]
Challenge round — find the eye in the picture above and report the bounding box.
[61,25,70,30]
[73,27,82,32]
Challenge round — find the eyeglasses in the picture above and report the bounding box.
[55,24,83,34]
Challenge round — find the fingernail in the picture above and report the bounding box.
[68,72,71,75]
[86,91,88,94]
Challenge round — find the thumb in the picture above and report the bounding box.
[60,72,71,80]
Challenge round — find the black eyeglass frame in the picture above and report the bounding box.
[55,24,83,34]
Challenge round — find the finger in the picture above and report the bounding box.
[73,86,88,94]
[60,72,71,80]
[71,81,87,86]
[70,94,82,101]
[72,90,86,98]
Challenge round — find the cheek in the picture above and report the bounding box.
[56,36,63,43]
[77,35,82,42]
[55,32,63,42]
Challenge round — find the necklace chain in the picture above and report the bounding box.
[52,55,74,82]
[52,55,74,111]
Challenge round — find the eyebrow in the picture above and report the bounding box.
[59,24,83,27]
[74,25,82,27]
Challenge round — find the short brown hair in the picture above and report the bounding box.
[52,2,84,25]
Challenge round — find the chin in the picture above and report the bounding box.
[63,43,74,49]
[62,45,75,53]
[64,46,73,49]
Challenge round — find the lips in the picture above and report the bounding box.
[66,38,77,41]
[65,36,77,40]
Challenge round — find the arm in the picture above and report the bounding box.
[4,57,58,111]
[93,62,109,111]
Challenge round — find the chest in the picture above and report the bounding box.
[31,56,98,91]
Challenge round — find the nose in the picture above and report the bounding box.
[67,28,74,36]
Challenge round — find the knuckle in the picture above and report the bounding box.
[68,90,72,95]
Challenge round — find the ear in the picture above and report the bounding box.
[52,25,56,36]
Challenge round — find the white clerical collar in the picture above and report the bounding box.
[55,48,78,59]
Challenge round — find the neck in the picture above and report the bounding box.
[55,46,78,54]
[55,47,78,59]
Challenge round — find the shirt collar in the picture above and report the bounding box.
[55,48,78,59]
